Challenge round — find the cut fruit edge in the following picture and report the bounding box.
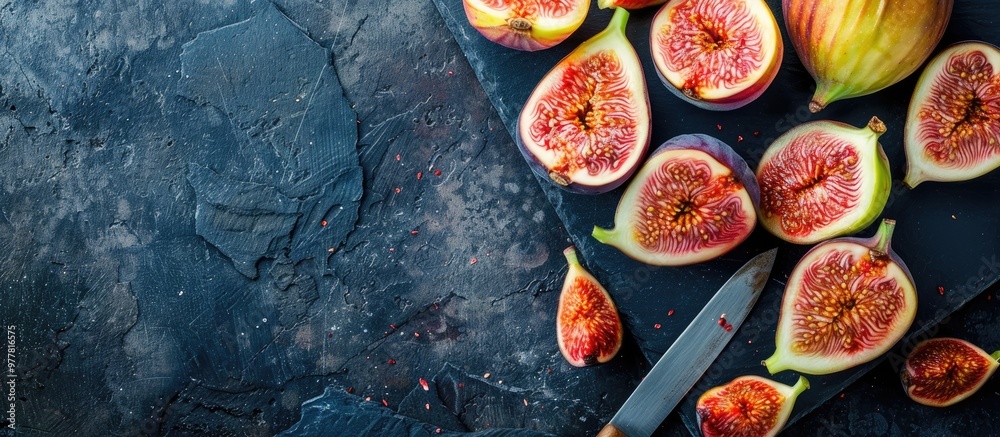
[764,221,917,375]
[650,0,783,104]
[463,0,591,38]
[757,117,891,244]
[592,147,756,266]
[516,6,651,189]
[903,41,1000,188]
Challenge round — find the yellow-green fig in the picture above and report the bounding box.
[783,0,953,113]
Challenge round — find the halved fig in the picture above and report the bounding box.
[463,0,590,51]
[764,219,918,375]
[784,0,953,113]
[901,337,1000,407]
[696,375,809,437]
[517,8,651,194]
[592,134,759,266]
[649,0,783,111]
[904,41,1000,188]
[556,246,624,367]
[756,117,891,245]
[598,0,668,9]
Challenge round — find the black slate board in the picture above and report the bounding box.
[432,0,1000,434]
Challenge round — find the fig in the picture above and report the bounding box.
[904,41,1000,188]
[556,246,624,367]
[598,0,668,10]
[764,219,918,375]
[756,117,891,245]
[901,338,1000,407]
[696,375,809,437]
[592,134,759,266]
[462,0,590,52]
[783,0,953,113]
[517,8,651,194]
[649,0,783,111]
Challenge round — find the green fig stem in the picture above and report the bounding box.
[790,375,810,398]
[991,350,1000,362]
[592,226,615,245]
[903,168,925,189]
[809,82,850,113]
[762,353,787,375]
[871,218,896,256]
[606,5,629,35]
[563,246,581,266]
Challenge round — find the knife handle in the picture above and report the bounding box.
[596,424,628,437]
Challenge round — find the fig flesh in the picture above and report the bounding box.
[592,134,759,266]
[756,117,891,245]
[783,0,953,113]
[904,41,1000,188]
[517,8,651,194]
[556,246,624,367]
[598,0,667,10]
[650,0,783,111]
[901,338,1000,407]
[764,219,918,375]
[696,375,809,437]
[462,0,590,52]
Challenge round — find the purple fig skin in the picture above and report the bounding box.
[652,134,761,206]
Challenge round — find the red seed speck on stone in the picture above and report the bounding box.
[394,187,401,194]
[327,333,333,338]
[436,429,442,434]
[668,309,675,316]
[417,172,423,180]
[382,399,389,407]
[840,393,846,399]
[724,324,733,332]
[388,359,396,365]
[654,323,661,329]
[458,382,464,388]
[389,247,395,252]
[737,135,744,142]
[434,169,442,176]
[365,396,371,401]
[395,154,401,161]
[483,372,491,378]
[425,403,431,410]
[348,387,354,394]
[448,71,454,75]
[938,286,945,295]
[716,124,723,130]
[389,324,397,331]
[718,318,727,326]
[470,257,478,265]
[414,332,420,337]
[420,378,430,391]
[753,131,760,136]
[523,399,528,407]
[320,220,328,227]
[411,230,419,235]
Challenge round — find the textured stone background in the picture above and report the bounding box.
[0,1,997,436]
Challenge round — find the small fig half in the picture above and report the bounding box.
[696,375,809,437]
[783,0,953,112]
[757,117,891,245]
[517,7,651,194]
[901,337,1000,407]
[463,0,590,51]
[650,0,783,111]
[592,134,759,266]
[556,246,624,367]
[764,219,918,375]
[904,41,1000,188]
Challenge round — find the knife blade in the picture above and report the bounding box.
[597,248,777,437]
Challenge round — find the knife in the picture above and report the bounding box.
[597,248,777,437]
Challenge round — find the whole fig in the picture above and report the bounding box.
[783,0,953,113]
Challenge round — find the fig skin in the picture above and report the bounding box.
[463,0,590,52]
[650,0,783,111]
[783,0,953,113]
[904,41,1000,188]
[592,134,759,266]
[556,246,624,367]
[764,219,918,375]
[516,7,651,194]
[696,375,809,437]
[756,117,891,245]
[901,338,1000,407]
[598,0,668,9]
